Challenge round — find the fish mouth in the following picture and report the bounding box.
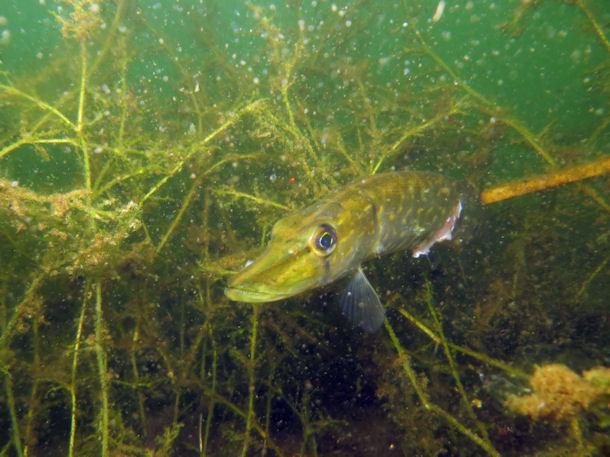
[224,285,290,303]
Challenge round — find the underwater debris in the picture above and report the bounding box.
[507,364,610,421]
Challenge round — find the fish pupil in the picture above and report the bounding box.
[320,232,333,248]
[312,224,337,256]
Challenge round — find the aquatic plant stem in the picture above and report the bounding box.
[77,42,92,192]
[371,101,462,175]
[1,369,22,457]
[262,371,273,457]
[282,77,296,131]
[396,307,529,380]
[130,325,148,438]
[0,274,40,456]
[576,0,610,52]
[156,176,201,255]
[93,281,109,457]
[384,320,501,457]
[77,43,87,136]
[577,183,610,212]
[89,0,126,77]
[276,43,322,185]
[153,150,262,254]
[203,387,285,457]
[300,386,318,457]
[0,83,76,131]
[68,291,88,457]
[212,186,291,211]
[117,44,129,151]
[0,137,76,161]
[280,42,303,133]
[0,274,44,351]
[577,254,609,297]
[23,318,41,454]
[201,327,217,457]
[241,305,259,457]
[407,22,558,166]
[140,99,265,206]
[423,281,494,448]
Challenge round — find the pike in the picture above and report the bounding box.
[225,171,467,332]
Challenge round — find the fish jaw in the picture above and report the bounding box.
[224,240,322,303]
[224,284,290,303]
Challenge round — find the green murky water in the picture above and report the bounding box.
[1,1,608,456]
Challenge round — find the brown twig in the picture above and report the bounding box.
[481,156,610,205]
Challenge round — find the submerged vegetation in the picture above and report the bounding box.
[0,0,608,456]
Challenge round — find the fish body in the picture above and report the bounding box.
[225,171,466,332]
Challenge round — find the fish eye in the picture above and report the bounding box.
[311,224,337,256]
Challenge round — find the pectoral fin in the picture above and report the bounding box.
[339,268,385,332]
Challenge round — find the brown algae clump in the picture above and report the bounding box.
[507,364,610,420]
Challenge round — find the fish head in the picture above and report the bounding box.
[225,198,376,303]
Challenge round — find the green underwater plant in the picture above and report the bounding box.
[0,1,608,456]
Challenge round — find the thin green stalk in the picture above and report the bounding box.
[1,369,23,457]
[93,281,109,457]
[155,177,201,255]
[23,318,41,455]
[241,306,259,457]
[0,83,76,130]
[77,43,87,134]
[172,301,186,427]
[77,42,92,192]
[262,371,273,457]
[0,274,44,351]
[423,281,493,448]
[90,39,130,195]
[275,44,322,184]
[117,42,129,151]
[263,380,330,457]
[213,186,290,210]
[406,20,559,168]
[299,387,317,457]
[577,183,610,213]
[576,0,610,52]
[198,202,215,457]
[94,167,148,197]
[172,390,181,432]
[140,99,265,207]
[333,131,363,175]
[577,254,609,297]
[371,101,462,174]
[201,328,217,457]
[384,320,501,457]
[0,281,6,332]
[89,0,126,76]
[396,306,529,380]
[281,49,297,131]
[0,137,76,161]
[203,388,284,457]
[130,325,148,437]
[68,291,88,457]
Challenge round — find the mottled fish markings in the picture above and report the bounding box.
[225,171,466,332]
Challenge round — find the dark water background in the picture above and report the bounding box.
[0,1,608,456]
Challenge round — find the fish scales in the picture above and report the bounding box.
[225,171,467,332]
[353,172,461,256]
